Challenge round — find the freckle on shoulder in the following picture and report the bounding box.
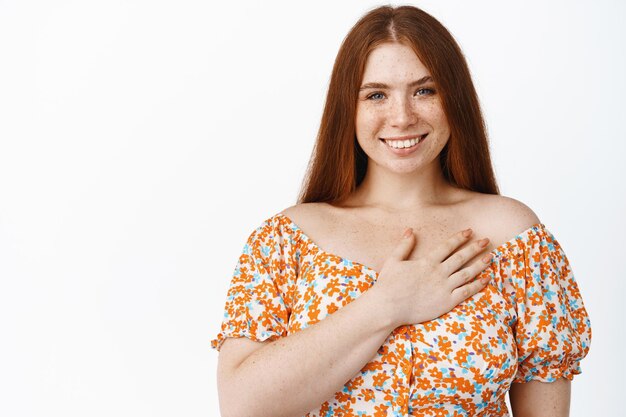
[279,202,330,232]
[478,194,541,243]
[280,202,323,219]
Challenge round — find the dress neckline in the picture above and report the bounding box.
[274,212,545,275]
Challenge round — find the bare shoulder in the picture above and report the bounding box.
[280,202,331,221]
[279,202,337,233]
[469,194,541,246]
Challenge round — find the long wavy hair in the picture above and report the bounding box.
[298,5,499,203]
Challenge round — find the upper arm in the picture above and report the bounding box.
[218,337,269,376]
[509,379,571,417]
[217,337,270,412]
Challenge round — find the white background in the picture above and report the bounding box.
[1,0,624,415]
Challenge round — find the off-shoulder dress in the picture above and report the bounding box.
[211,213,592,417]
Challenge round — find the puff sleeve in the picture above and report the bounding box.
[500,225,592,383]
[210,217,294,351]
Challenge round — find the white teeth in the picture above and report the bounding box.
[384,136,421,149]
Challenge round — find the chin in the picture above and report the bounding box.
[383,161,426,175]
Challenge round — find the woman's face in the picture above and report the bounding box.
[355,42,450,175]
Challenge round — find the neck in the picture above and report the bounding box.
[345,159,455,212]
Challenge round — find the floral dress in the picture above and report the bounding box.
[211,213,592,416]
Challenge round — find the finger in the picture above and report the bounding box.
[440,237,490,276]
[447,252,493,290]
[450,272,492,305]
[388,228,417,261]
[430,228,474,263]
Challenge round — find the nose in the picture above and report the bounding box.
[388,96,418,128]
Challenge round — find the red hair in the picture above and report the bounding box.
[298,5,499,203]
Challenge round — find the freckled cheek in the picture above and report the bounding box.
[355,108,384,138]
[435,113,451,137]
[422,102,450,132]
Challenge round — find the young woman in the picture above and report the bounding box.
[211,5,591,416]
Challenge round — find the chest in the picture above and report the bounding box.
[307,212,489,274]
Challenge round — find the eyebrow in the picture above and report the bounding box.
[359,75,433,91]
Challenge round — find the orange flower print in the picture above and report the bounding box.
[210,214,591,415]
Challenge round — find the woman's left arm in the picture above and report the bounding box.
[509,379,571,417]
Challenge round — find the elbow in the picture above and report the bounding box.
[218,396,251,417]
[217,383,253,417]
[219,400,275,417]
[217,357,293,417]
[218,407,244,417]
[219,391,291,417]
[218,380,269,417]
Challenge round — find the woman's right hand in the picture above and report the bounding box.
[370,228,493,327]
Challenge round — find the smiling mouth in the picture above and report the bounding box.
[380,134,427,149]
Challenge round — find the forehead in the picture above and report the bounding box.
[361,42,430,83]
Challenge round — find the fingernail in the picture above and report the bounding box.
[481,276,491,284]
[479,238,489,247]
[462,228,472,238]
[403,228,413,238]
[482,254,493,263]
